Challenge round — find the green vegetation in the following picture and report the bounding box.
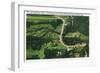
[26,14,89,60]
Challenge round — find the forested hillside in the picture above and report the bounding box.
[26,14,89,60]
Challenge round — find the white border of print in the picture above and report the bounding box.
[11,2,97,71]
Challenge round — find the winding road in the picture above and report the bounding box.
[56,16,87,56]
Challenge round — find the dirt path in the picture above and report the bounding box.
[56,16,87,53]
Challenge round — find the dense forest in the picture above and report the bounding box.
[26,14,89,60]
